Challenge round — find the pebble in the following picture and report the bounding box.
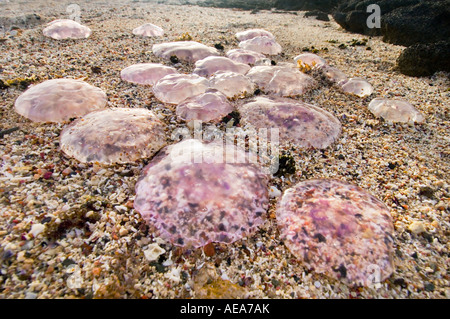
[29,223,45,237]
[408,221,426,234]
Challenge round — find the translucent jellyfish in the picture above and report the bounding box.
[43,19,91,40]
[134,139,269,248]
[152,41,219,63]
[239,97,341,149]
[14,79,107,123]
[60,108,167,165]
[226,49,267,65]
[209,71,255,99]
[276,179,395,286]
[368,98,425,123]
[246,64,316,97]
[235,29,275,41]
[153,73,209,104]
[340,78,374,97]
[193,56,251,78]
[132,23,164,37]
[321,65,349,86]
[120,63,178,86]
[176,90,234,123]
[294,53,327,70]
[239,36,282,55]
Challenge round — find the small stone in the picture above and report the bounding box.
[29,223,45,237]
[408,221,426,234]
[269,185,282,198]
[143,243,165,261]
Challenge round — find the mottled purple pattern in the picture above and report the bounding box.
[238,36,282,55]
[368,98,425,123]
[43,19,91,40]
[176,91,234,123]
[132,23,164,37]
[239,97,341,149]
[276,179,395,286]
[152,41,219,63]
[193,56,250,78]
[134,139,269,248]
[60,108,167,164]
[14,79,107,123]
[120,63,178,86]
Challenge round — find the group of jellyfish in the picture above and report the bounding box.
[12,18,426,286]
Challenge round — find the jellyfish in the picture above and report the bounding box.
[43,19,91,40]
[152,73,209,104]
[209,71,255,99]
[132,23,164,37]
[276,179,395,286]
[246,64,316,97]
[238,36,282,55]
[152,41,219,63]
[239,96,341,149]
[340,78,374,97]
[14,79,107,123]
[368,98,425,123]
[235,29,275,41]
[176,90,234,123]
[60,108,167,165]
[120,63,178,86]
[226,49,267,65]
[193,56,250,78]
[134,139,269,248]
[294,53,327,70]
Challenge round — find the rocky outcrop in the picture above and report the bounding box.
[396,41,450,77]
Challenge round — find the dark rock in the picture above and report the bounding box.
[382,1,450,46]
[304,10,330,21]
[397,41,450,77]
[0,13,44,31]
[274,0,341,13]
[333,1,450,46]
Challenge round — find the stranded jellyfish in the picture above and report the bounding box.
[246,64,316,97]
[134,139,270,248]
[209,71,255,99]
[152,41,219,63]
[340,78,374,97]
[239,36,282,55]
[14,79,107,123]
[368,98,425,123]
[239,97,341,149]
[276,179,395,286]
[294,53,327,70]
[60,108,167,165]
[43,19,91,40]
[321,65,349,86]
[120,63,178,86]
[193,56,250,78]
[235,29,275,41]
[176,90,234,123]
[152,73,209,104]
[132,23,164,37]
[226,49,266,65]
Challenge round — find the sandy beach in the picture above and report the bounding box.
[0,0,449,299]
